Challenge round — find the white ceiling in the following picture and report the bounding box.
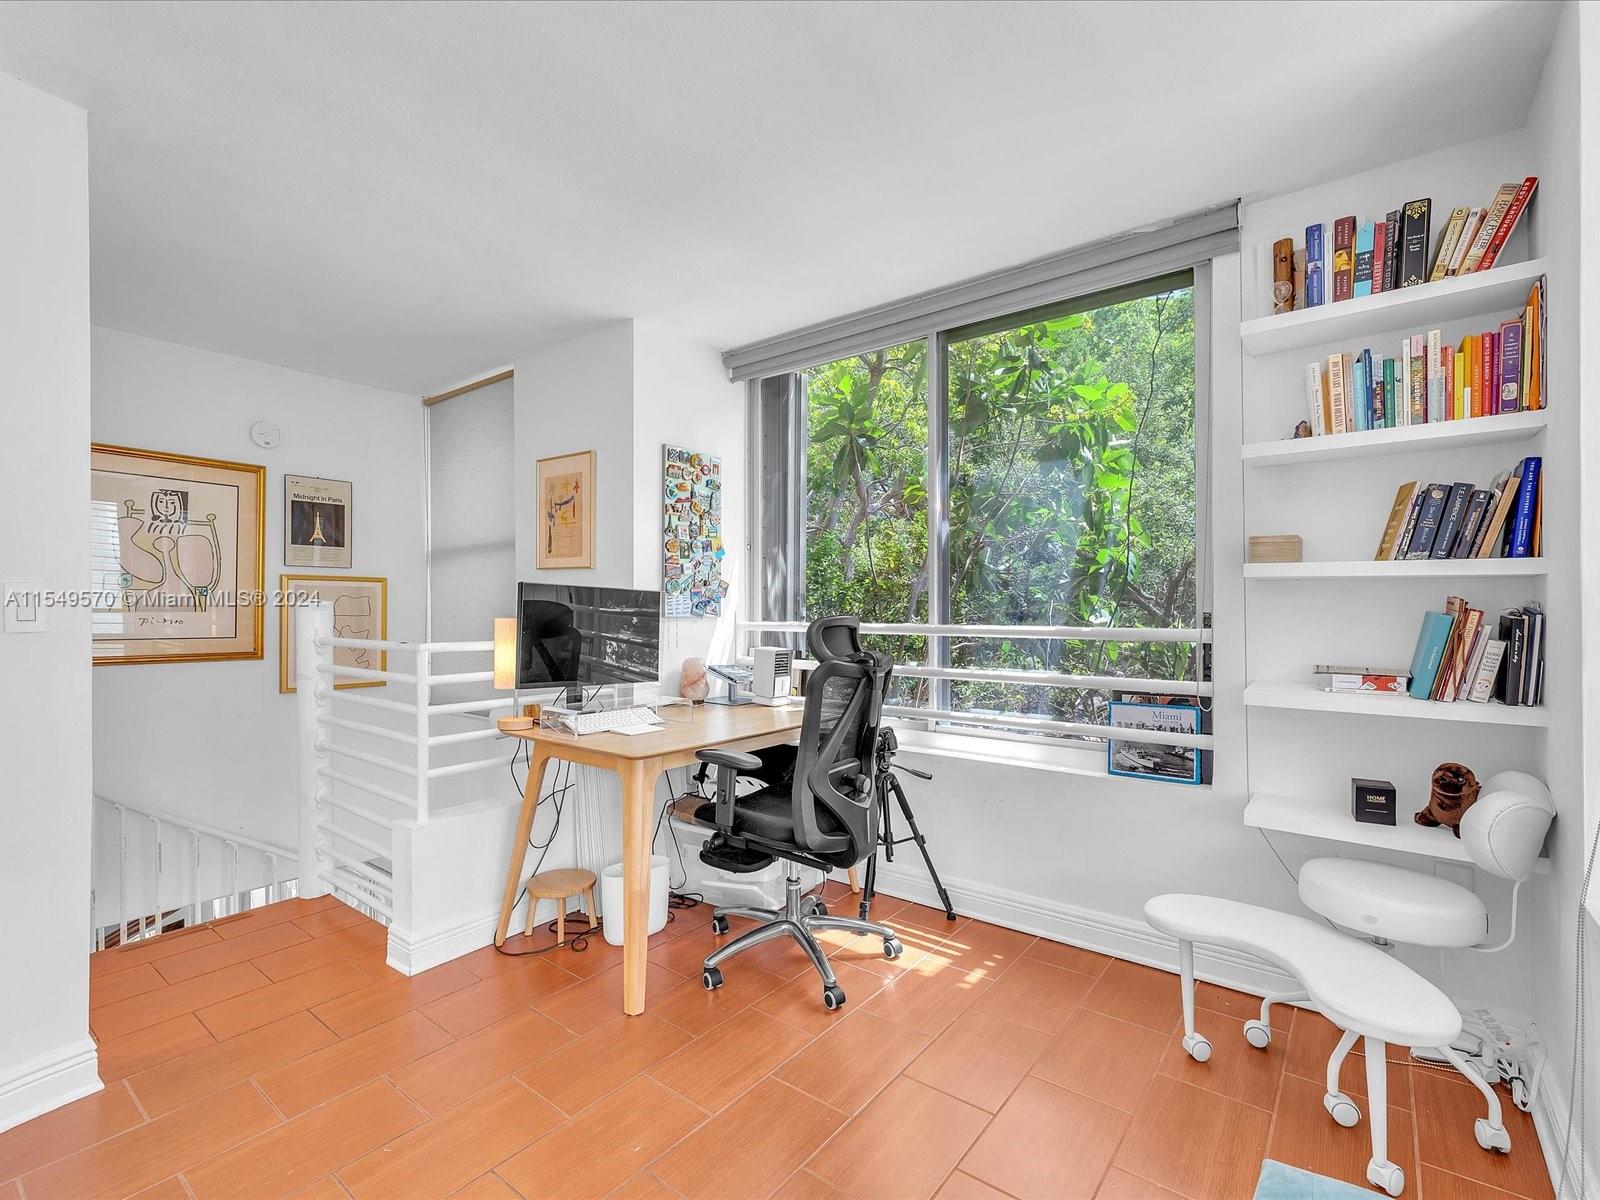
[0,1,1559,395]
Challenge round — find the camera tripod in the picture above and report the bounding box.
[858,728,957,923]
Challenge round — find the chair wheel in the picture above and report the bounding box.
[1243,1019,1272,1049]
[814,901,829,917]
[1366,1160,1404,1197]
[1324,1092,1361,1128]
[883,938,904,960]
[1182,1033,1211,1063]
[710,915,729,935]
[822,985,846,1010]
[1474,1118,1511,1153]
[702,967,723,990]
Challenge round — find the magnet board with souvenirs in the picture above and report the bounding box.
[662,445,726,617]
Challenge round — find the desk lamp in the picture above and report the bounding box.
[493,617,536,732]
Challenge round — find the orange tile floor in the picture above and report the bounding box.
[0,885,1553,1200]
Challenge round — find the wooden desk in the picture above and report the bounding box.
[495,702,804,1015]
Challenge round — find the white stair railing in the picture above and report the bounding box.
[294,601,518,927]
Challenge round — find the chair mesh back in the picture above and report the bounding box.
[791,654,887,859]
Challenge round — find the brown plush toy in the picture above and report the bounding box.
[1415,762,1480,837]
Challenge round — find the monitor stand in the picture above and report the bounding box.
[706,676,751,706]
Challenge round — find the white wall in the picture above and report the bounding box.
[0,71,99,1132]
[90,328,426,867]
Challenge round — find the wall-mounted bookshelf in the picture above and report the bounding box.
[1244,792,1550,872]
[1242,409,1547,467]
[1241,257,1547,356]
[1244,558,1546,581]
[1244,680,1548,727]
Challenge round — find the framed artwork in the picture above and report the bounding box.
[285,475,352,569]
[279,574,388,693]
[535,450,595,569]
[1106,700,1203,785]
[91,444,265,665]
[662,445,726,617]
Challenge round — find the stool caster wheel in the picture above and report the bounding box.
[822,984,846,1010]
[1182,1033,1212,1063]
[814,901,829,917]
[1243,1019,1272,1049]
[1367,1160,1404,1197]
[1474,1118,1511,1153]
[710,915,730,935]
[883,938,904,960]
[1324,1092,1361,1128]
[702,967,723,991]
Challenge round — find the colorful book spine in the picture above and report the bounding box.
[1405,483,1451,559]
[1459,184,1519,274]
[1448,208,1483,276]
[1382,357,1396,428]
[1352,354,1369,432]
[1353,222,1375,298]
[1371,220,1388,294]
[1498,320,1522,413]
[1408,610,1456,700]
[1304,223,1326,307]
[1480,177,1540,271]
[1427,329,1444,422]
[1410,334,1428,424]
[1328,354,1348,435]
[1467,641,1507,703]
[1431,207,1471,281]
[1394,489,1425,558]
[1384,209,1403,290]
[1332,217,1356,302]
[1508,457,1542,557]
[1304,362,1325,435]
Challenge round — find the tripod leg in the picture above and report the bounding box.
[860,850,877,921]
[889,775,957,920]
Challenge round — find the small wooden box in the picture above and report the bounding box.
[1351,777,1398,826]
[1248,535,1303,564]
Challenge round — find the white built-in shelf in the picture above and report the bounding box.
[1244,558,1546,581]
[1244,791,1550,873]
[1243,410,1548,467]
[1240,257,1548,357]
[1243,680,1548,727]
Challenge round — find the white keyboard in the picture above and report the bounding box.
[560,706,664,736]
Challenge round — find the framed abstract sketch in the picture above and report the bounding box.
[279,574,388,693]
[535,450,595,569]
[284,475,352,569]
[91,444,265,665]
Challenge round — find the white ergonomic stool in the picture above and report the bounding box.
[1272,772,1555,1124]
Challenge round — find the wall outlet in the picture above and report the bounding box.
[2,582,45,633]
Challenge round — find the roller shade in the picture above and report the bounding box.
[723,202,1239,381]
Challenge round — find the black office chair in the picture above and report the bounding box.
[743,616,865,788]
[692,646,903,1009]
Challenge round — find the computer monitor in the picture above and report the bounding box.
[514,582,661,702]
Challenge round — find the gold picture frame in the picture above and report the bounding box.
[535,450,596,569]
[279,574,389,693]
[91,443,266,665]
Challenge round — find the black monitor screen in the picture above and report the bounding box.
[515,583,660,690]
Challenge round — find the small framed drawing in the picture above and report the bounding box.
[91,443,266,665]
[285,475,352,569]
[535,450,595,569]
[1107,700,1203,785]
[279,573,388,693]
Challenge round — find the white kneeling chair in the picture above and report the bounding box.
[1291,772,1555,1117]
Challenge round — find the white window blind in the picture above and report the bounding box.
[426,378,514,645]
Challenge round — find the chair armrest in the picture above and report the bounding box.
[695,749,762,831]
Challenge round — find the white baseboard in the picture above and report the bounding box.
[1530,1058,1599,1200]
[865,862,1300,998]
[386,905,503,976]
[0,1038,102,1135]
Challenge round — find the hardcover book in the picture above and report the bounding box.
[1426,329,1445,422]
[1394,490,1426,558]
[1371,220,1388,294]
[1305,223,1326,307]
[1508,457,1542,557]
[1459,183,1519,274]
[1409,334,1428,424]
[1408,610,1456,701]
[1430,206,1470,281]
[1374,481,1420,560]
[1431,483,1474,558]
[1383,209,1403,290]
[1353,223,1376,298]
[1452,489,1493,559]
[1476,463,1524,558]
[1399,199,1432,287]
[1481,177,1539,271]
[1352,354,1369,432]
[1448,208,1482,276]
[1496,319,1521,413]
[1327,353,1349,435]
[1405,483,1451,558]
[1304,362,1326,435]
[1332,217,1356,302]
[1467,640,1506,703]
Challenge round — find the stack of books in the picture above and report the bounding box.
[1407,595,1544,706]
[1300,278,1545,435]
[1373,460,1543,562]
[1314,665,1409,696]
[1265,177,1539,313]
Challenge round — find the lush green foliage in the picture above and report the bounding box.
[801,285,1198,727]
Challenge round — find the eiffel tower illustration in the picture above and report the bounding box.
[308,510,329,546]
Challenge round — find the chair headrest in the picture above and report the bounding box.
[1460,771,1555,881]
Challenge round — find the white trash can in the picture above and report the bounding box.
[600,855,670,946]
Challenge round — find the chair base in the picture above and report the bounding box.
[704,866,900,1007]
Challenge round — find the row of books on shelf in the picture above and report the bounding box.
[1265,177,1539,314]
[1374,460,1542,562]
[1314,596,1544,709]
[1299,278,1545,436]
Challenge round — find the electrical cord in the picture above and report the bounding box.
[495,752,592,958]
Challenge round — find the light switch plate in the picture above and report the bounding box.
[3,582,46,633]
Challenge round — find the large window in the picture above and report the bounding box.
[760,272,1205,744]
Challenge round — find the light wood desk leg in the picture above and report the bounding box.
[847,867,859,893]
[495,747,551,948]
[620,756,661,1016]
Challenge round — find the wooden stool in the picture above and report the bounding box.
[523,868,598,946]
